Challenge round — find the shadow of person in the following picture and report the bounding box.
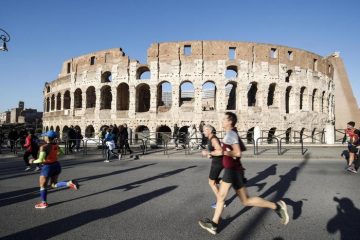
[327,197,360,240]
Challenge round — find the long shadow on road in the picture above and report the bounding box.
[51,165,197,206]
[220,155,310,239]
[0,163,157,208]
[1,186,178,240]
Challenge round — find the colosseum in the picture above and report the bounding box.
[42,41,359,143]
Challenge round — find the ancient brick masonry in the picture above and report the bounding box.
[43,41,339,142]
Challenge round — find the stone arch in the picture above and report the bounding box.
[285,86,292,114]
[101,71,112,83]
[63,90,71,110]
[46,97,50,112]
[267,83,276,107]
[86,86,96,108]
[135,125,150,142]
[47,86,51,93]
[136,83,150,112]
[85,125,95,138]
[156,125,172,144]
[267,127,276,143]
[285,70,292,82]
[55,126,60,137]
[179,126,189,136]
[74,88,82,109]
[136,66,150,80]
[247,82,258,107]
[179,81,194,109]
[311,89,318,111]
[321,91,325,113]
[285,127,292,143]
[225,65,238,78]
[100,85,112,110]
[202,81,216,111]
[50,126,54,130]
[117,83,129,110]
[247,127,254,144]
[51,94,55,111]
[56,93,61,110]
[226,82,237,110]
[299,87,308,110]
[62,125,69,139]
[157,81,172,112]
[45,126,49,131]
[74,125,81,133]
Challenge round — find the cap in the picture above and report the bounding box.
[41,130,58,138]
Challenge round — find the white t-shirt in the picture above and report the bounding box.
[223,130,239,146]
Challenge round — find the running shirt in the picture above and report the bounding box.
[221,130,244,171]
[207,135,222,166]
[345,128,360,146]
[43,143,59,164]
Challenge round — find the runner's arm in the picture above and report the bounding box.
[224,143,241,158]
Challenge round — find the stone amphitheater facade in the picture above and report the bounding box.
[43,41,338,142]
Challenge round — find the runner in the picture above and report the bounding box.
[29,130,79,209]
[342,121,360,173]
[23,129,40,171]
[201,124,225,209]
[198,112,289,235]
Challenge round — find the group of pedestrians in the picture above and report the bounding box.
[66,126,83,153]
[99,124,133,162]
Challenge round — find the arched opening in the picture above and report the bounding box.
[135,125,150,143]
[101,71,112,83]
[285,70,292,83]
[247,82,258,107]
[47,86,50,93]
[136,66,150,80]
[136,84,150,112]
[117,83,129,110]
[46,97,50,112]
[74,125,81,133]
[267,127,276,143]
[179,81,194,109]
[86,86,96,108]
[55,126,60,136]
[74,88,82,109]
[56,93,61,110]
[202,81,216,111]
[50,126,54,131]
[226,82,237,110]
[285,86,292,114]
[267,83,276,107]
[156,125,172,144]
[285,127,292,143]
[247,127,254,144]
[63,90,71,110]
[225,65,238,78]
[45,126,49,131]
[51,94,55,111]
[157,81,172,112]
[62,125,69,139]
[321,91,325,113]
[311,128,317,143]
[85,125,95,138]
[311,89,317,111]
[299,87,307,110]
[100,85,112,110]
[299,128,305,142]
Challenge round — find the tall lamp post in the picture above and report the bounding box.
[0,28,10,51]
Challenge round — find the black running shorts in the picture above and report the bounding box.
[348,144,359,153]
[222,168,245,190]
[209,162,223,181]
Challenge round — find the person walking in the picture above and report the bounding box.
[198,112,289,235]
[29,130,79,209]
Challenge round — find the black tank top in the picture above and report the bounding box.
[208,135,223,164]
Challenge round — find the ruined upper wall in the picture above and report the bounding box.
[148,41,333,78]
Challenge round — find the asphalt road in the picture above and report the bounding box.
[0,149,359,240]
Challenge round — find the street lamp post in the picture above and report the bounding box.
[0,28,10,51]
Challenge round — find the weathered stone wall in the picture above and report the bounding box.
[43,41,338,141]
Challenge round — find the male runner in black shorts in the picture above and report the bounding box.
[199,112,289,235]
